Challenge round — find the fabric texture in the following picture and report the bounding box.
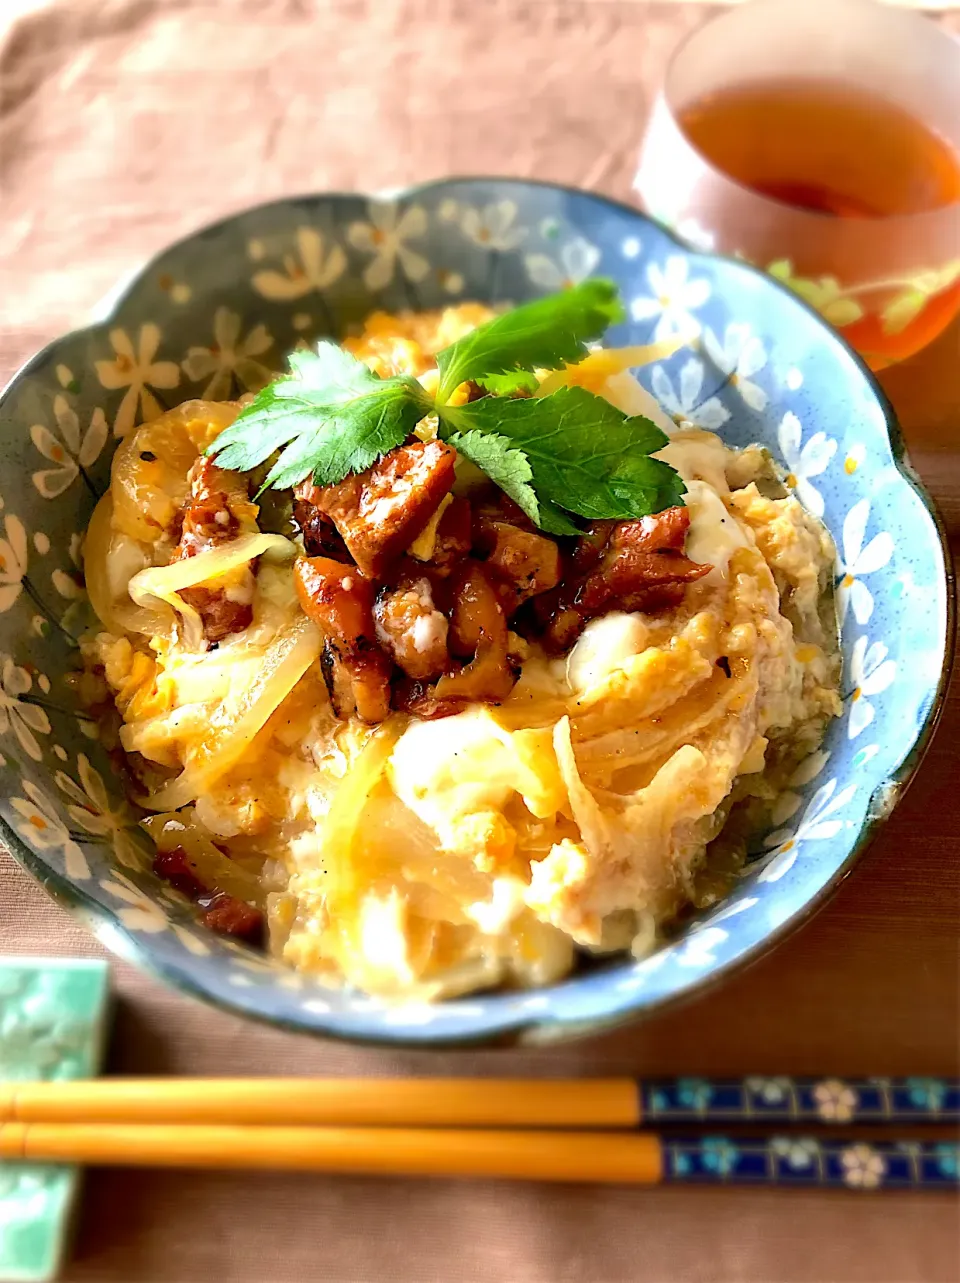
[1,2,958,1279]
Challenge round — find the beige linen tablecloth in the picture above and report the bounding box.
[2,3,959,1280]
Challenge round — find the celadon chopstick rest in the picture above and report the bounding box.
[0,958,110,1283]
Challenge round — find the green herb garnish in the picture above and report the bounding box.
[208,279,685,530]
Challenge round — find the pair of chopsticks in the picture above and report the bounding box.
[1,1077,957,1189]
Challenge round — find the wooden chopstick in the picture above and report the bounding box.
[2,1077,957,1128]
[0,1122,955,1188]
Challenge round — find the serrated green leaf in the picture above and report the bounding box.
[444,385,686,521]
[208,341,433,489]
[446,430,539,527]
[435,279,624,401]
[476,370,540,397]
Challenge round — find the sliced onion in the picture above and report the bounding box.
[84,493,170,637]
[142,811,264,904]
[143,615,322,810]
[128,533,295,649]
[322,719,406,898]
[553,715,614,861]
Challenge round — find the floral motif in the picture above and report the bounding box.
[0,512,28,613]
[94,324,179,439]
[759,778,857,884]
[182,307,274,400]
[701,1137,739,1176]
[10,782,88,880]
[525,236,601,291]
[461,200,527,251]
[650,357,729,431]
[251,226,347,300]
[701,322,768,412]
[745,1076,792,1105]
[813,1079,858,1123]
[347,202,429,290]
[771,1137,820,1170]
[676,1078,713,1110]
[0,653,50,761]
[905,1078,947,1111]
[767,261,864,328]
[768,750,830,829]
[30,395,108,499]
[840,1142,885,1189]
[55,753,146,870]
[99,872,169,932]
[630,256,711,341]
[847,636,897,740]
[777,411,836,518]
[836,500,895,626]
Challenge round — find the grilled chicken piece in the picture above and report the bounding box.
[536,507,711,652]
[172,457,259,644]
[293,555,392,722]
[292,497,350,560]
[374,574,450,680]
[153,846,264,944]
[296,441,457,576]
[474,516,562,613]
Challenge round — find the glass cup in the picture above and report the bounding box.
[634,0,960,370]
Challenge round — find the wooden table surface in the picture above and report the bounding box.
[1,3,958,1281]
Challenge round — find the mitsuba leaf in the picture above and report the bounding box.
[435,279,625,401]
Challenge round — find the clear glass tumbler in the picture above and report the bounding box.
[634,0,960,370]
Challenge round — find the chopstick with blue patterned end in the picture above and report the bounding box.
[663,1137,959,1190]
[640,1077,960,1125]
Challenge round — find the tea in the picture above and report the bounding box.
[677,80,960,364]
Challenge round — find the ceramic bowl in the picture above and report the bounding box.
[0,179,952,1045]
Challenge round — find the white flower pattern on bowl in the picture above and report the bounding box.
[777,411,836,519]
[10,782,88,881]
[650,357,730,431]
[701,323,768,413]
[55,753,146,871]
[525,235,601,291]
[0,653,51,762]
[630,256,711,341]
[758,779,858,884]
[250,227,347,301]
[181,307,274,400]
[461,200,527,251]
[847,636,897,740]
[348,202,429,290]
[30,396,108,500]
[836,499,895,626]
[94,324,180,439]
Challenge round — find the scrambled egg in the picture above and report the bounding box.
[84,306,841,1000]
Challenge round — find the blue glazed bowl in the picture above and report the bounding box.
[0,179,952,1045]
